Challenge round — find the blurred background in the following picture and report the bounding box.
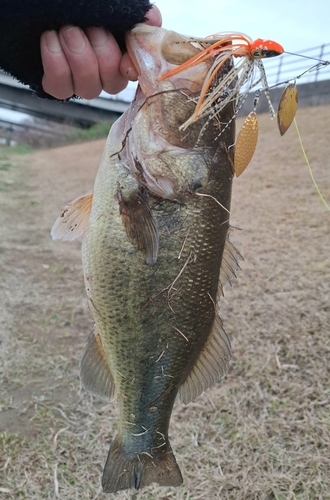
[1,0,329,148]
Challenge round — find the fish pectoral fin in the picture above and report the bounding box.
[51,190,93,241]
[118,187,159,265]
[79,326,116,402]
[178,313,231,404]
[219,233,244,294]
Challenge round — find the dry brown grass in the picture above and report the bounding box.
[0,104,329,499]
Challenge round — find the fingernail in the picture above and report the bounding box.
[62,26,86,54]
[44,31,62,54]
[126,66,139,81]
[87,27,109,47]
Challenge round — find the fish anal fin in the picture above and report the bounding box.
[178,313,231,404]
[79,326,116,402]
[51,190,93,241]
[117,187,159,265]
[102,435,183,493]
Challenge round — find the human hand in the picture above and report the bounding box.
[40,5,162,99]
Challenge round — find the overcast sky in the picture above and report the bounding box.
[155,0,329,51]
[2,0,329,123]
[113,0,329,102]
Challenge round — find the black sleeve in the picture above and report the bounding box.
[0,0,152,99]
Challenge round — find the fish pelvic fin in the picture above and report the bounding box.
[51,190,93,241]
[102,435,183,493]
[79,326,116,402]
[117,186,159,265]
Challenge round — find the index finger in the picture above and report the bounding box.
[144,5,162,27]
[119,5,162,81]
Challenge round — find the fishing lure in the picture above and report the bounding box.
[158,32,284,130]
[233,83,298,177]
[277,83,299,136]
[160,30,330,208]
[233,111,258,177]
[158,32,284,176]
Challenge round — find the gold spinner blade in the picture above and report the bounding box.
[234,111,259,177]
[277,83,298,136]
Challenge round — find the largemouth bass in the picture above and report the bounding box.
[52,24,242,493]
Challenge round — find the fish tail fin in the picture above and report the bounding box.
[102,434,183,493]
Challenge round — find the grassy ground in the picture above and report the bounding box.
[0,105,329,499]
[1,120,113,150]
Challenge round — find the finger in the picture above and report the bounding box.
[145,5,162,27]
[41,30,74,99]
[85,28,128,94]
[59,25,102,99]
[119,5,163,81]
[119,52,139,81]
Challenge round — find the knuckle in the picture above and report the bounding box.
[74,81,102,99]
[103,80,128,95]
[42,75,73,99]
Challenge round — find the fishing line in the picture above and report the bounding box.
[285,51,329,63]
[294,118,330,212]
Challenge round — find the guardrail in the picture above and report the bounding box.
[0,43,329,129]
[262,43,330,88]
[0,70,130,125]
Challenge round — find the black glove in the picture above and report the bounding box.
[0,0,152,99]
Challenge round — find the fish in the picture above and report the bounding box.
[51,24,243,493]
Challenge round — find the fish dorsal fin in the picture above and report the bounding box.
[178,313,231,404]
[51,190,93,241]
[79,326,116,402]
[118,188,159,265]
[219,235,244,294]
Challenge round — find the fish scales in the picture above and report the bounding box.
[52,24,240,494]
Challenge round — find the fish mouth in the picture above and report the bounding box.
[124,25,211,203]
[125,24,166,96]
